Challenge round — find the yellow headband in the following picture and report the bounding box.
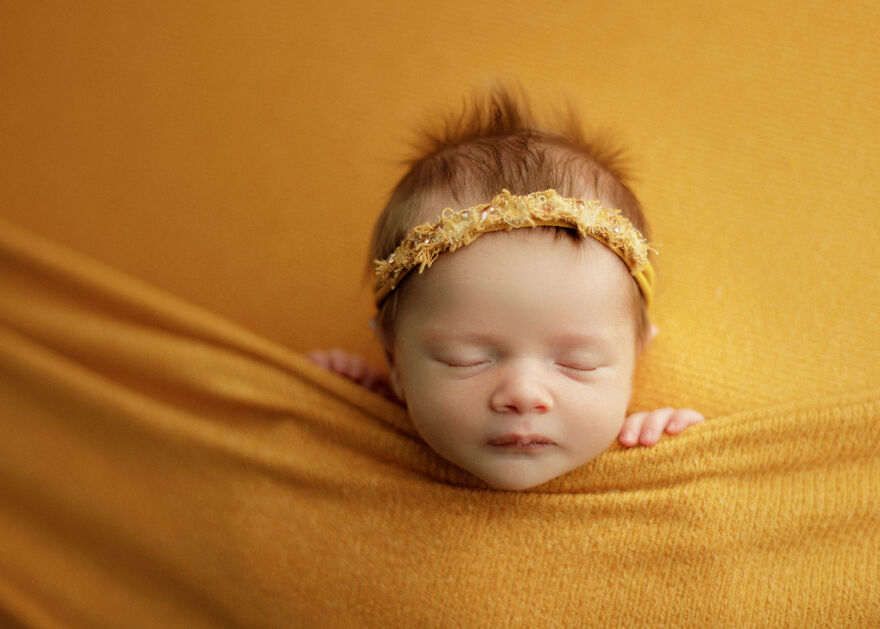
[374,189,655,307]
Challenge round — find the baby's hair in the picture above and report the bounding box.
[371,85,651,342]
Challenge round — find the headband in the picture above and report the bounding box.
[374,189,655,307]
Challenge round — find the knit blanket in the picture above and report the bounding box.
[2,219,878,628]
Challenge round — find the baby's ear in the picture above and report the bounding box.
[382,347,406,403]
[373,318,406,402]
[370,316,406,402]
[639,322,659,354]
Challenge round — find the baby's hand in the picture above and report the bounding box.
[307,348,398,401]
[618,408,704,448]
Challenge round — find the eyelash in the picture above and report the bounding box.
[441,359,596,374]
[555,363,597,373]
[443,360,488,369]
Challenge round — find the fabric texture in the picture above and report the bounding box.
[1,218,878,627]
[1,1,879,627]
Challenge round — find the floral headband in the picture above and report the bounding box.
[373,189,655,307]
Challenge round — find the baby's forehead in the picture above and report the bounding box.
[395,229,640,349]
[409,227,627,299]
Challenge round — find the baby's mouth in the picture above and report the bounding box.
[487,434,556,450]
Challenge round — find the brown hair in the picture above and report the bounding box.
[371,86,650,342]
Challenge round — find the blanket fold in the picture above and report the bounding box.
[2,219,879,627]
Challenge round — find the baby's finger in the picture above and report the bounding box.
[639,408,675,446]
[665,408,705,434]
[325,348,347,372]
[619,412,648,447]
[325,349,349,374]
[332,349,371,382]
[307,350,332,369]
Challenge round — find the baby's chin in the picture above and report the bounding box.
[456,437,621,491]
[466,461,576,491]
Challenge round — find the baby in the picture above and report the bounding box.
[311,88,703,490]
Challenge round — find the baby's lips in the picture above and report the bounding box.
[487,434,556,446]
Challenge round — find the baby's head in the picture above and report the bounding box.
[370,88,654,490]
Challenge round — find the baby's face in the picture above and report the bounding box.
[388,229,639,490]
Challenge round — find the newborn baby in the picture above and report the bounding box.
[311,89,702,489]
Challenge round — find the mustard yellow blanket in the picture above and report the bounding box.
[1,218,878,628]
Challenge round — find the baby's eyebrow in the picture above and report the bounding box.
[420,329,610,350]
[549,332,607,348]
[421,329,495,345]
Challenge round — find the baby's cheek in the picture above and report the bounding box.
[403,386,446,430]
[410,383,471,432]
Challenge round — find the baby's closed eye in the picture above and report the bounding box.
[554,361,598,372]
[441,358,487,367]
[553,355,606,380]
[434,355,492,374]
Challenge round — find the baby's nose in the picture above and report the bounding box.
[489,362,553,414]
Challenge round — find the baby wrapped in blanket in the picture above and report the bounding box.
[312,87,703,489]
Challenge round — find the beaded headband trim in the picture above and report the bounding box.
[373,189,655,307]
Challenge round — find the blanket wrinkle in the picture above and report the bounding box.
[2,212,879,628]
[0,218,409,426]
[2,244,879,624]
